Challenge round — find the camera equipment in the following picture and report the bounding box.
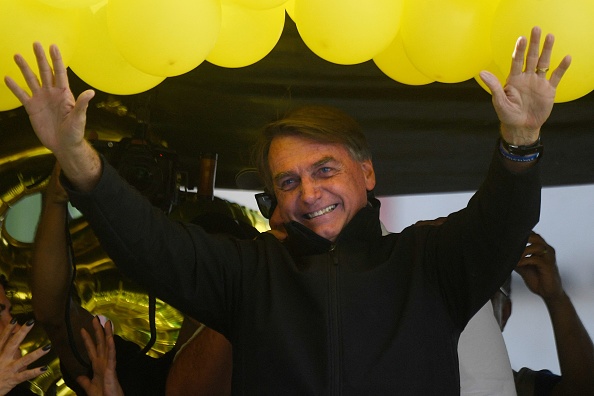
[92,137,179,214]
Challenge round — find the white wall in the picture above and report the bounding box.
[216,183,594,376]
[376,183,594,375]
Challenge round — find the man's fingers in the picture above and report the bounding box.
[524,26,542,72]
[509,35,528,76]
[479,70,503,96]
[3,75,30,105]
[74,89,95,116]
[549,55,572,89]
[535,33,554,74]
[49,44,69,90]
[33,42,54,89]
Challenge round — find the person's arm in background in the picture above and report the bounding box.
[516,232,594,395]
[31,164,96,381]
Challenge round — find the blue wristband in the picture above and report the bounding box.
[499,141,541,162]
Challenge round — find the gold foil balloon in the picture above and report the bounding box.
[207,1,285,68]
[491,0,594,103]
[295,0,404,65]
[400,0,501,83]
[0,0,80,111]
[106,0,222,77]
[69,1,166,94]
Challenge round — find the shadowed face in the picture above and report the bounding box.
[268,135,375,242]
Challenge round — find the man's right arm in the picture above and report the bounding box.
[5,42,101,192]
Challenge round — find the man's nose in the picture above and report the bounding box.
[300,177,321,203]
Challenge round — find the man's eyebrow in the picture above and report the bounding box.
[273,156,337,183]
[312,156,335,168]
[273,171,296,184]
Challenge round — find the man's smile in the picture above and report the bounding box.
[304,204,337,220]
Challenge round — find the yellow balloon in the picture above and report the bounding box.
[0,0,80,111]
[491,0,594,103]
[229,0,288,10]
[400,0,501,83]
[207,2,285,68]
[474,61,506,95]
[69,2,165,94]
[106,0,222,77]
[0,85,24,112]
[295,0,404,65]
[35,0,103,8]
[284,0,295,21]
[373,33,434,86]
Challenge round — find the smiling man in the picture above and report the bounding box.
[5,27,571,394]
[260,108,376,242]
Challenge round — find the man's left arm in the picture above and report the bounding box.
[480,26,571,173]
[433,27,571,322]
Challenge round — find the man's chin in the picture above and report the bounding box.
[310,225,339,242]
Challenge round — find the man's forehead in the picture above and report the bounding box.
[272,155,338,180]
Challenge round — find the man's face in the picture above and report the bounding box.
[268,134,375,242]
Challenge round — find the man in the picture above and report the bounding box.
[492,232,594,395]
[5,26,571,394]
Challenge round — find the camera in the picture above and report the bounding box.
[92,137,179,213]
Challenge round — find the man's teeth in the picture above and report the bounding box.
[305,205,337,219]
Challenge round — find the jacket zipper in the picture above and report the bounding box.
[329,244,340,395]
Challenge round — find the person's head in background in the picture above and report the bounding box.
[253,105,376,242]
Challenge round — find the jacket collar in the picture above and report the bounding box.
[283,196,382,256]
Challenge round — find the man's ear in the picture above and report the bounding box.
[361,160,376,191]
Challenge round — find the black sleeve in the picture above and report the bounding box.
[63,157,246,334]
[420,146,541,327]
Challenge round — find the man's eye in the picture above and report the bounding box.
[318,167,334,176]
[280,178,297,190]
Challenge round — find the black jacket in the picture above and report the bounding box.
[67,148,540,395]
